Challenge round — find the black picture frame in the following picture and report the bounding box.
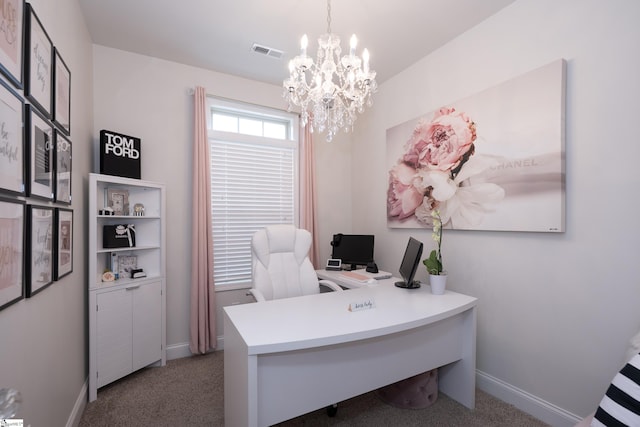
[0,0,25,89]
[54,129,71,204]
[24,3,53,118]
[53,48,70,135]
[0,197,24,311]
[26,204,53,297]
[54,207,73,280]
[26,104,54,200]
[0,77,25,196]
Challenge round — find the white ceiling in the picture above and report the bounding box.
[78,0,516,86]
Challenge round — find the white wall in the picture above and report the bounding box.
[0,0,94,426]
[352,0,640,423]
[91,46,352,356]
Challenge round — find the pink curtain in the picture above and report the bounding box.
[299,122,320,268]
[190,86,216,354]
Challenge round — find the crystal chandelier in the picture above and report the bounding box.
[283,0,377,142]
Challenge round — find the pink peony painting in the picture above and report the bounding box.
[387,59,566,232]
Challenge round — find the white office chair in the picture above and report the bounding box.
[249,224,342,302]
[250,224,343,417]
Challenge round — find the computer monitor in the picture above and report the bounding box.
[330,234,375,271]
[395,237,424,289]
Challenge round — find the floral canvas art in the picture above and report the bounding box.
[387,59,566,232]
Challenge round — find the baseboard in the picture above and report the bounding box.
[166,342,193,360]
[476,370,582,427]
[166,336,224,360]
[66,379,88,427]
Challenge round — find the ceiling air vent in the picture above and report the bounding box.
[252,43,283,60]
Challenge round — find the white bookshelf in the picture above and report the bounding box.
[88,173,166,401]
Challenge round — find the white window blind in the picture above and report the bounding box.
[210,138,296,287]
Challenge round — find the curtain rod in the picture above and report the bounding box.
[188,87,299,116]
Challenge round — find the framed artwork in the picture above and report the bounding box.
[54,129,71,204]
[24,3,52,118]
[0,78,25,195]
[117,255,137,279]
[54,207,73,280]
[26,204,53,297]
[0,197,24,311]
[53,48,70,135]
[27,104,54,200]
[0,0,24,89]
[386,59,566,233]
[106,188,129,216]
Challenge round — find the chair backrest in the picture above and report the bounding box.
[251,224,319,301]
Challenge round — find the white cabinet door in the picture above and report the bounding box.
[132,280,162,371]
[96,280,162,387]
[96,288,133,388]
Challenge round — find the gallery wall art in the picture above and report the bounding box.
[24,2,53,118]
[27,104,54,200]
[54,129,72,204]
[386,59,566,233]
[0,197,24,310]
[26,204,53,297]
[0,1,74,308]
[0,79,25,195]
[53,47,71,134]
[54,207,73,280]
[0,0,24,89]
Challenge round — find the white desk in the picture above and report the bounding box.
[224,275,477,426]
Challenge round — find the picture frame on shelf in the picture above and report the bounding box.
[0,197,25,311]
[26,204,53,297]
[0,78,25,196]
[53,48,70,135]
[0,0,25,89]
[27,104,54,200]
[106,188,129,216]
[54,207,73,280]
[54,129,71,204]
[117,255,137,279]
[24,3,53,118]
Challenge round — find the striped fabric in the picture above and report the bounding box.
[592,353,640,427]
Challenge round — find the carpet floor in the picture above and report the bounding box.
[79,351,550,426]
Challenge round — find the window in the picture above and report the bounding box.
[208,98,299,289]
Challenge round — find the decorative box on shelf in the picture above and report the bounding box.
[103,224,136,248]
[99,130,141,179]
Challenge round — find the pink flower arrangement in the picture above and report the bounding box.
[402,107,476,173]
[387,107,504,228]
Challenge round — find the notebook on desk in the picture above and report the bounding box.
[368,270,392,280]
[341,269,392,282]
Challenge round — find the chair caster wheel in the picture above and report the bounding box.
[326,404,338,417]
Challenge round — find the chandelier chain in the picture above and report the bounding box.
[326,0,331,33]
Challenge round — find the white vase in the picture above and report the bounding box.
[429,274,447,295]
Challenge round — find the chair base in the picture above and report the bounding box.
[326,404,338,417]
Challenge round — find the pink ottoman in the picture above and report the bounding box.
[376,369,438,409]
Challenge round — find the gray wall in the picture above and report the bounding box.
[0,0,94,426]
[351,0,640,423]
